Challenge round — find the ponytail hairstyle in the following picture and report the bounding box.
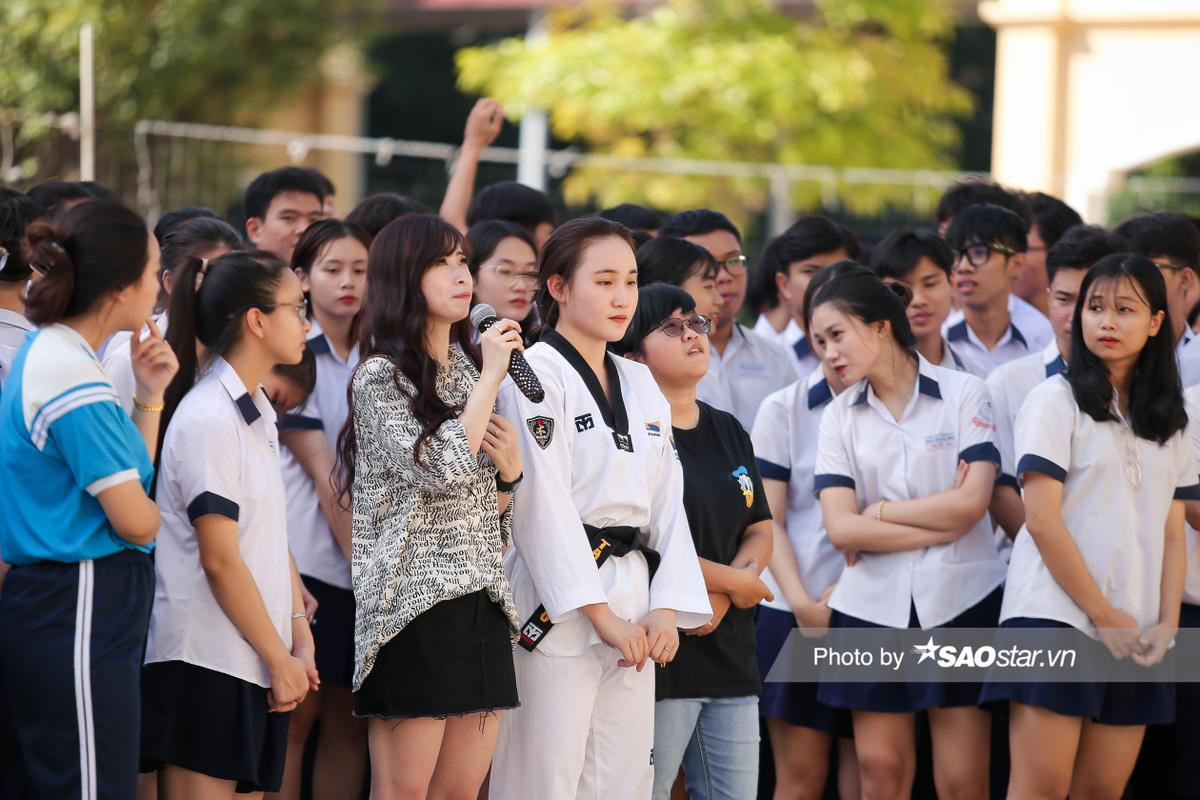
[158,216,243,309]
[1066,253,1186,444]
[535,216,636,330]
[159,251,291,454]
[336,214,477,498]
[809,263,917,353]
[23,200,150,326]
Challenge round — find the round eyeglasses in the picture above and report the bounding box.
[653,313,711,337]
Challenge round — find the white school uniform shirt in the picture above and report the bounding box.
[146,357,293,688]
[751,369,843,612]
[940,338,987,379]
[497,331,711,657]
[1180,386,1200,606]
[1177,333,1200,388]
[100,312,168,413]
[0,308,32,386]
[987,340,1065,493]
[814,356,1007,628]
[278,322,358,589]
[753,315,803,348]
[787,333,822,381]
[944,294,1053,348]
[697,323,799,431]
[1001,376,1198,636]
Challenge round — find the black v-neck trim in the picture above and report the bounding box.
[541,329,629,435]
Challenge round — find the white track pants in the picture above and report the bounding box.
[489,641,656,799]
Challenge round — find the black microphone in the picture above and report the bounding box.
[470,303,545,403]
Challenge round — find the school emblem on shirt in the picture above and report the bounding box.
[574,413,594,433]
[526,416,554,449]
[645,420,662,437]
[731,465,754,508]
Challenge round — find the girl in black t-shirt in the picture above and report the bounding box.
[612,283,775,800]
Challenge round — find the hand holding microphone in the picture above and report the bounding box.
[471,304,545,403]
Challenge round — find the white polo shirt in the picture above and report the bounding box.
[1181,386,1200,607]
[944,294,1053,349]
[751,368,843,612]
[1001,376,1198,636]
[787,334,822,381]
[987,340,1065,491]
[278,322,358,589]
[944,315,1040,375]
[697,323,798,432]
[100,312,168,413]
[1178,335,1200,388]
[0,308,32,386]
[146,357,293,688]
[752,315,803,348]
[814,356,1007,629]
[940,339,986,379]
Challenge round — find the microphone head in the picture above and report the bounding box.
[470,303,497,331]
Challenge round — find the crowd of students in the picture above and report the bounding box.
[2,96,1200,800]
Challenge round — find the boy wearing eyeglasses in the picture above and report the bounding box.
[659,209,797,430]
[1111,211,1200,360]
[941,203,1054,373]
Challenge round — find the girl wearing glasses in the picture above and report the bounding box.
[981,254,1194,798]
[610,283,774,800]
[273,219,371,800]
[490,219,711,799]
[141,253,318,796]
[810,265,1006,800]
[467,220,540,338]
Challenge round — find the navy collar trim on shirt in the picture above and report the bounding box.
[946,319,969,343]
[1045,353,1066,378]
[542,329,629,435]
[793,335,812,360]
[212,358,263,426]
[234,393,262,425]
[851,365,941,406]
[947,344,965,369]
[806,377,833,409]
[306,333,332,355]
[946,317,1027,348]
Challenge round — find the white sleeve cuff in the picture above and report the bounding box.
[85,468,140,496]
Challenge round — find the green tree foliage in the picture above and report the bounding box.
[457,0,972,221]
[0,0,370,167]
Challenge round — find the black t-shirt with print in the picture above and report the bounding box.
[656,401,772,700]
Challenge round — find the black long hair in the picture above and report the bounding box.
[336,214,479,497]
[808,263,917,352]
[1066,253,1186,444]
[160,251,291,456]
[23,201,150,326]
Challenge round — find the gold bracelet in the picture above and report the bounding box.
[876,500,885,523]
[133,396,165,413]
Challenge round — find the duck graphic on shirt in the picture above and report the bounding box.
[731,465,754,508]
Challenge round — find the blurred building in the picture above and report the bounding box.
[983,0,1200,220]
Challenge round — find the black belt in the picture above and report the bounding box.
[517,524,661,652]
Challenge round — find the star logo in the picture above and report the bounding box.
[913,635,939,664]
